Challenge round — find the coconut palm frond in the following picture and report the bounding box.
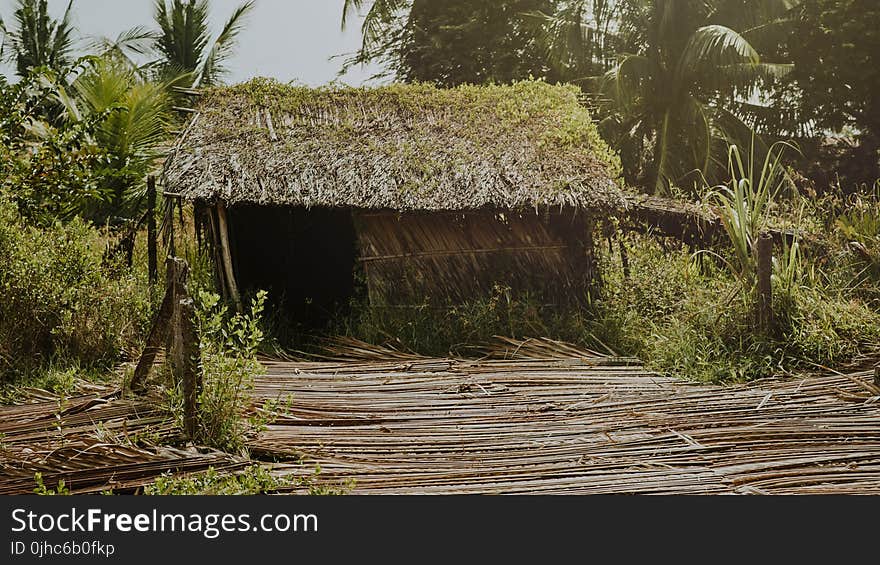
[198,0,254,87]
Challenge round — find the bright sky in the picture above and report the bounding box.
[0,0,384,85]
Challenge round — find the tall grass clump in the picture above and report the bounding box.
[707,140,794,293]
[594,141,880,382]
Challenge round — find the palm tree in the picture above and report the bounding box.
[539,0,800,193]
[41,57,171,220]
[342,0,409,57]
[89,26,158,77]
[152,0,254,87]
[0,0,76,77]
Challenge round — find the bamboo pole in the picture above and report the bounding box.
[216,201,243,312]
[206,206,229,302]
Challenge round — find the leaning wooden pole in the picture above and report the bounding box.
[130,257,203,440]
[147,176,158,287]
[130,257,189,393]
[756,231,774,335]
[216,200,243,312]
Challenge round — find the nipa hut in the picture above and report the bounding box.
[162,79,628,326]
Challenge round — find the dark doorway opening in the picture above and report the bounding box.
[226,205,360,337]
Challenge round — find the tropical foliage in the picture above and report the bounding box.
[536,0,801,192]
[152,0,254,87]
[0,0,256,225]
[343,0,560,86]
[0,0,76,77]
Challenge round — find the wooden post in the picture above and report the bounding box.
[129,257,188,393]
[171,294,201,440]
[129,256,202,440]
[165,198,176,257]
[207,206,229,302]
[619,239,630,280]
[147,176,158,287]
[756,231,774,335]
[216,201,243,312]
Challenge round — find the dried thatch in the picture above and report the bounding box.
[163,79,625,211]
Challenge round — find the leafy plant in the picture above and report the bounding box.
[34,472,70,495]
[152,0,254,87]
[62,57,172,220]
[144,465,287,495]
[708,139,794,285]
[144,464,352,495]
[0,68,114,223]
[183,289,267,452]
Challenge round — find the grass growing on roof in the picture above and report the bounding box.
[165,78,625,210]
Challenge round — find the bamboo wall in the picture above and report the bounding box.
[354,209,596,307]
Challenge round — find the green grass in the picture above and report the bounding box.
[143,465,351,495]
[597,232,880,382]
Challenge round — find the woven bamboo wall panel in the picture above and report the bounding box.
[354,210,595,306]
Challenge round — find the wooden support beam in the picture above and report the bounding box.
[175,295,201,440]
[216,201,243,312]
[203,206,227,300]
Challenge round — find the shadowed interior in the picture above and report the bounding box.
[227,205,359,330]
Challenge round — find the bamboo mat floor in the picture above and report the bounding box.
[2,338,879,494]
[253,340,880,494]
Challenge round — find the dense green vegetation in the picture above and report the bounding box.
[343,0,560,86]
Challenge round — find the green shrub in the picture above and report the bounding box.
[143,464,351,495]
[599,233,880,382]
[0,201,151,380]
[179,289,267,453]
[144,465,286,496]
[33,472,70,496]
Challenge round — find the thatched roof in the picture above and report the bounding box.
[163,79,627,211]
